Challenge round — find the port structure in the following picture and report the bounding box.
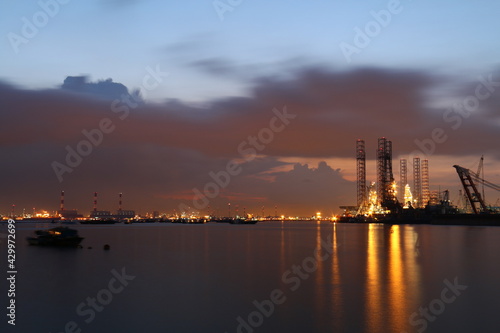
[399,159,407,203]
[413,157,422,208]
[377,137,396,206]
[422,159,430,206]
[356,139,367,208]
[454,164,500,214]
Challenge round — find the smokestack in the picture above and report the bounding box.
[93,192,98,212]
[119,192,122,211]
[60,190,65,212]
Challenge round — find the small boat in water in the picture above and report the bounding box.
[229,218,258,225]
[27,227,84,247]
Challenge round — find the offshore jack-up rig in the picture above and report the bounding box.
[343,138,500,225]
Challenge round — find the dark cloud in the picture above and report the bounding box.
[263,161,354,214]
[61,76,143,102]
[1,65,499,215]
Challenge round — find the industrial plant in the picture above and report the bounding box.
[57,191,136,222]
[355,137,431,214]
[344,137,500,225]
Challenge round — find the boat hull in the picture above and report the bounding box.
[26,226,84,247]
[27,236,84,247]
[229,219,258,224]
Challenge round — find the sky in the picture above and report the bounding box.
[0,0,499,217]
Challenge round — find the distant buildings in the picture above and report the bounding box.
[58,209,83,219]
[89,210,135,219]
[59,191,135,219]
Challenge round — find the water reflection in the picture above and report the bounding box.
[388,225,407,331]
[12,222,500,332]
[309,220,335,329]
[366,224,384,333]
[315,221,326,310]
[365,224,422,333]
[330,222,344,328]
[280,220,286,274]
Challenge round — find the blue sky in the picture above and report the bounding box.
[2,0,499,102]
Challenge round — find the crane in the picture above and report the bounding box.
[453,164,500,214]
[475,155,485,203]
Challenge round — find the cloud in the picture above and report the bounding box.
[0,65,499,215]
[190,58,238,77]
[59,76,144,104]
[263,161,354,214]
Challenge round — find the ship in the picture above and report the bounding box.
[229,218,258,225]
[80,218,116,225]
[27,226,84,247]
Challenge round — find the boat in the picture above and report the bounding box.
[27,226,84,247]
[214,217,233,223]
[229,218,258,225]
[15,217,61,223]
[80,219,116,224]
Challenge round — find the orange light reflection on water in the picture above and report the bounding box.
[388,225,407,332]
[366,224,383,333]
[365,224,422,333]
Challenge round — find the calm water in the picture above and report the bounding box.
[2,221,500,333]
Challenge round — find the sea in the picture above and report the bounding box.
[2,221,500,333]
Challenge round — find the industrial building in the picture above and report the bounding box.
[354,137,430,215]
[57,190,135,220]
[89,192,135,219]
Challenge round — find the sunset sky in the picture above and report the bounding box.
[1,0,499,216]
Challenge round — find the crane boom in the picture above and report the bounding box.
[476,155,485,203]
[470,173,500,192]
[453,165,488,214]
[476,155,484,177]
